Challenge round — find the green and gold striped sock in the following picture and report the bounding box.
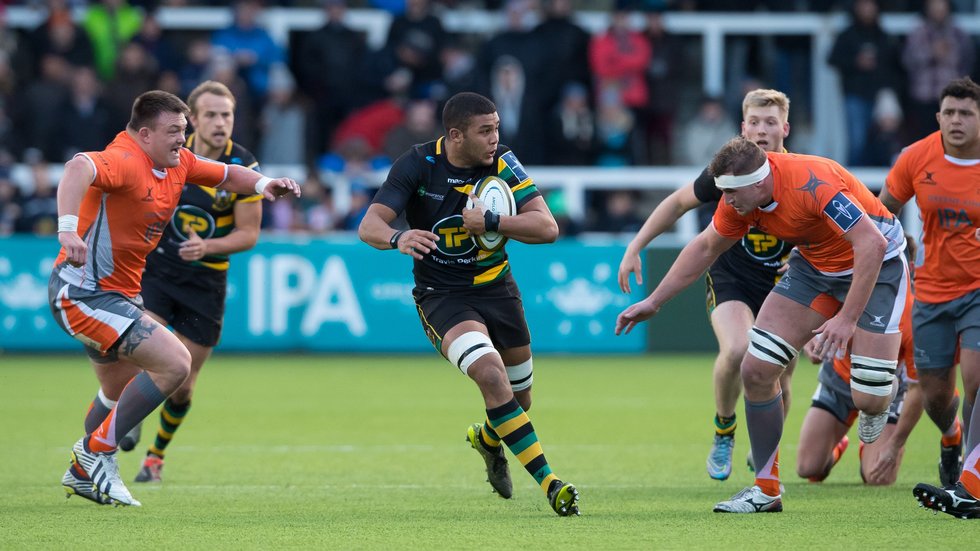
[147,399,191,458]
[480,418,502,449]
[486,398,558,493]
[715,413,737,437]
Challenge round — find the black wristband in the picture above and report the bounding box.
[484,210,500,232]
[389,230,405,250]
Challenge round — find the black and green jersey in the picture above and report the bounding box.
[148,134,261,273]
[372,137,541,290]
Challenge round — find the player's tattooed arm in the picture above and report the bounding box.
[121,318,157,356]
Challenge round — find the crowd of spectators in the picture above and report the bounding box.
[0,0,979,237]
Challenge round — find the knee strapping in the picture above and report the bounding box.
[850,355,897,397]
[507,358,533,392]
[447,331,498,375]
[747,327,798,368]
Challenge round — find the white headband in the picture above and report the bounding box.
[714,159,771,189]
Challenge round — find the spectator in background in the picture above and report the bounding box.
[545,81,597,166]
[677,95,736,166]
[258,64,306,165]
[178,38,212,98]
[133,11,180,75]
[435,39,478,103]
[58,66,112,161]
[475,0,539,97]
[903,0,974,141]
[864,88,905,167]
[296,0,366,163]
[15,53,71,162]
[828,0,900,166]
[302,175,338,234]
[490,56,527,153]
[0,165,21,236]
[25,0,94,76]
[104,42,159,131]
[590,189,644,233]
[382,98,440,163]
[533,0,591,111]
[82,0,144,81]
[589,2,651,127]
[595,92,636,167]
[383,0,447,95]
[212,0,284,106]
[16,152,58,235]
[640,7,683,165]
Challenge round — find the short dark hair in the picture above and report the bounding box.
[940,76,980,108]
[442,92,496,133]
[127,90,190,131]
[708,136,768,178]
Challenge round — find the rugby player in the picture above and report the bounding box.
[112,81,263,484]
[54,90,299,506]
[878,77,980,519]
[358,92,579,516]
[616,137,908,513]
[618,89,794,481]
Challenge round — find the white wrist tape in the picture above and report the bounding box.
[58,215,79,233]
[254,176,273,195]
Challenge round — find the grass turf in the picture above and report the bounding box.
[0,353,966,549]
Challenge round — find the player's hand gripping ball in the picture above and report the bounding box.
[465,175,516,251]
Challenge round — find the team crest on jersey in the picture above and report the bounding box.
[171,204,216,240]
[431,215,475,256]
[212,189,233,210]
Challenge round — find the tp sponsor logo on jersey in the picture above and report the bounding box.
[431,215,475,256]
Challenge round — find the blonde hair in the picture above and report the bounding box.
[742,89,790,121]
[186,80,236,115]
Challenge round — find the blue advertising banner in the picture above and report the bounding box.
[0,236,645,353]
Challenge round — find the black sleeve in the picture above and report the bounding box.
[691,167,721,204]
[371,147,421,215]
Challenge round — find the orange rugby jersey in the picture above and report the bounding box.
[885,131,980,303]
[713,152,905,275]
[54,131,228,297]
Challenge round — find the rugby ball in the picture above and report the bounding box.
[466,175,516,251]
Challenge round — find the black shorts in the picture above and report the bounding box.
[140,262,227,348]
[705,263,775,317]
[413,275,531,353]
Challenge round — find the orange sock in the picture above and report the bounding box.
[755,451,781,496]
[941,418,962,448]
[87,409,117,453]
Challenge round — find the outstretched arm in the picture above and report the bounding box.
[619,182,702,293]
[615,225,737,335]
[219,165,301,201]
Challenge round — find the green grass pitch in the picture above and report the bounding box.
[0,353,965,549]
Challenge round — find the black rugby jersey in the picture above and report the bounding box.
[372,137,541,290]
[148,134,261,273]
[692,167,792,284]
